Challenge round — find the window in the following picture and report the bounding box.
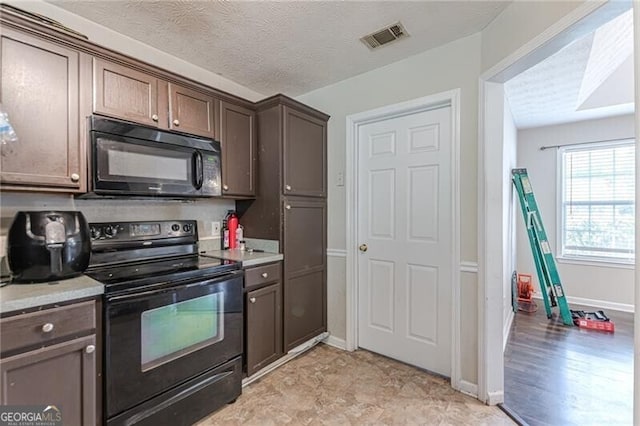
[559,140,635,263]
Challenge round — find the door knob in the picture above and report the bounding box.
[359,244,368,252]
[173,119,180,126]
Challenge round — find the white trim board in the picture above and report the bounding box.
[345,89,462,393]
[477,0,633,407]
[323,335,348,351]
[531,294,634,314]
[327,248,347,258]
[503,309,514,352]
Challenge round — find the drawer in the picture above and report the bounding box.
[245,262,281,289]
[0,300,96,354]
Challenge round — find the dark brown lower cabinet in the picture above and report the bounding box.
[283,198,327,351]
[0,334,97,425]
[244,262,283,377]
[0,300,99,425]
[246,283,282,376]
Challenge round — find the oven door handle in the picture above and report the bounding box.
[106,273,239,302]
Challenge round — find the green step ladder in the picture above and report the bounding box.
[512,168,573,326]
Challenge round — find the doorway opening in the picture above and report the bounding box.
[479,1,636,423]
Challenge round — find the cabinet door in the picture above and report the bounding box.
[219,100,256,197]
[283,106,327,197]
[168,83,215,138]
[283,198,327,350]
[93,58,165,127]
[246,283,282,376]
[0,28,87,191]
[0,334,97,426]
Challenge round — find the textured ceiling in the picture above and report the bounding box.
[49,0,510,96]
[505,9,634,129]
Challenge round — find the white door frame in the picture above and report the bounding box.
[345,89,462,389]
[477,0,635,406]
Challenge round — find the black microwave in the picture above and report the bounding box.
[84,116,221,198]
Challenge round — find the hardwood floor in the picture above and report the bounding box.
[503,303,633,426]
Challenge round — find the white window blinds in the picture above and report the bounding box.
[560,140,635,262]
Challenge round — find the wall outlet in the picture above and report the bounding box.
[211,221,221,237]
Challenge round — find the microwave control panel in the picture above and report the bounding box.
[202,154,221,196]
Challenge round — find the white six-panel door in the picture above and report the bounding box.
[357,106,452,376]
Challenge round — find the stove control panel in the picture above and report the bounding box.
[89,220,197,242]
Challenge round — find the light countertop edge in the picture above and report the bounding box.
[0,275,104,315]
[203,249,283,267]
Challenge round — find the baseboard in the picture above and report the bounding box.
[487,390,504,405]
[323,334,347,350]
[457,379,478,398]
[503,309,514,351]
[532,294,634,313]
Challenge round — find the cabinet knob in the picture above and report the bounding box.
[285,185,292,191]
[285,204,291,210]
[70,173,80,182]
[261,272,268,278]
[173,119,180,126]
[359,244,368,252]
[223,185,229,191]
[152,114,159,122]
[85,345,95,354]
[41,323,54,333]
[249,297,256,304]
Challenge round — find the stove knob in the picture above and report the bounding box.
[171,224,180,232]
[104,225,117,238]
[183,224,191,232]
[90,227,102,240]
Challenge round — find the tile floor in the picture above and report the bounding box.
[197,344,514,425]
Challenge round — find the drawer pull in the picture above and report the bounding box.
[85,345,95,354]
[261,272,268,278]
[249,297,256,304]
[41,323,54,333]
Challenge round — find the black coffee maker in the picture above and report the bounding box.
[7,211,91,283]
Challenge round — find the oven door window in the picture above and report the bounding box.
[141,292,224,371]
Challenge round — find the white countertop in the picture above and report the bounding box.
[0,275,104,315]
[203,249,283,268]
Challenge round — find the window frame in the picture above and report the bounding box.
[556,138,635,266]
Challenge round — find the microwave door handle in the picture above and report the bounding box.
[193,151,203,189]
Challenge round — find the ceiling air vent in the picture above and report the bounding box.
[360,22,408,50]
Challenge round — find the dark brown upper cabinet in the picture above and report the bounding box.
[93,58,167,128]
[94,61,216,139]
[283,106,327,198]
[0,26,89,193]
[219,100,256,197]
[168,83,215,139]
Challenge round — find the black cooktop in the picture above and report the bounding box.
[86,254,240,295]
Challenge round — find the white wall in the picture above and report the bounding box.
[298,32,482,384]
[5,0,266,102]
[481,0,590,73]
[516,114,635,311]
[503,98,518,346]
